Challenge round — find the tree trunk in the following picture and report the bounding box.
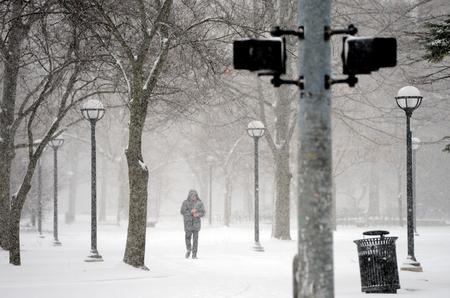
[271,85,293,240]
[8,199,21,265]
[268,0,296,240]
[0,2,28,249]
[123,73,149,269]
[0,142,14,250]
[272,149,292,239]
[9,157,39,265]
[223,175,231,227]
[123,143,149,268]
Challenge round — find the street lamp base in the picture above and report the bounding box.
[253,242,265,252]
[85,251,103,262]
[400,257,423,272]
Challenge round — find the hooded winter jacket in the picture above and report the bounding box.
[180,189,206,232]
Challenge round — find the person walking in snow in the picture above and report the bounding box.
[180,189,206,259]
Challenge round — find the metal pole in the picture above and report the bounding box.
[254,137,259,244]
[295,0,334,297]
[38,158,43,238]
[88,119,102,260]
[406,114,414,258]
[400,112,421,271]
[53,147,61,245]
[253,136,264,252]
[209,165,212,225]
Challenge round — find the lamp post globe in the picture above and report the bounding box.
[412,137,421,151]
[247,120,266,138]
[81,99,105,262]
[395,86,422,113]
[247,121,266,252]
[396,86,423,272]
[81,99,106,121]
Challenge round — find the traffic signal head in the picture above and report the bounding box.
[342,37,396,75]
[233,38,286,75]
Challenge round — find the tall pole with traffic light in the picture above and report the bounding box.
[232,1,397,295]
[295,1,334,296]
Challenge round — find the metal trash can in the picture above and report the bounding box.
[354,230,401,294]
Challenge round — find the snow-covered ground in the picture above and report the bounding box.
[1,215,450,297]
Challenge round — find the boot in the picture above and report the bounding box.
[192,252,197,259]
[185,251,190,258]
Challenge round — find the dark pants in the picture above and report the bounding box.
[185,230,199,253]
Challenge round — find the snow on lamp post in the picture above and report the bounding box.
[49,138,64,246]
[247,121,266,252]
[81,99,105,262]
[396,86,423,272]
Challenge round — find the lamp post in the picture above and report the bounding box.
[247,121,266,252]
[32,141,46,238]
[412,137,421,236]
[49,138,64,246]
[81,99,105,262]
[37,155,44,238]
[206,155,214,226]
[395,86,423,272]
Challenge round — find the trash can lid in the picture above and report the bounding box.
[363,230,389,236]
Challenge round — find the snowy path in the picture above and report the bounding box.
[1,216,450,297]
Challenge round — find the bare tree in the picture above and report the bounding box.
[0,2,103,265]
[1,11,101,264]
[0,0,41,251]
[61,0,242,268]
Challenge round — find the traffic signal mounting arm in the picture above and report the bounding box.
[233,24,397,89]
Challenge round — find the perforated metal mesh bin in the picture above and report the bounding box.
[354,230,401,294]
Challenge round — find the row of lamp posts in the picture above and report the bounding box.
[43,104,266,258]
[241,86,423,261]
[45,99,297,263]
[34,139,65,244]
[40,87,424,265]
[35,99,105,262]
